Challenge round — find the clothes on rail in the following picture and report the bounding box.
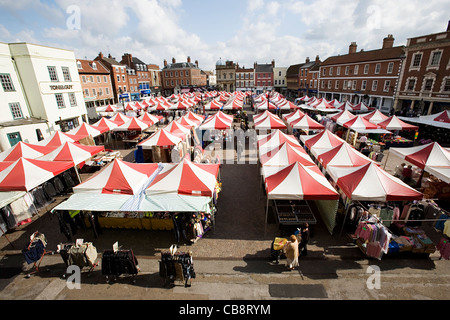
[101,249,139,276]
[22,232,47,264]
[58,242,98,269]
[355,218,392,259]
[160,250,195,287]
[172,212,213,244]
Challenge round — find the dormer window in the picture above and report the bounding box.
[91,62,97,70]
[77,61,82,69]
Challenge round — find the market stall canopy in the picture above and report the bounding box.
[254,113,287,130]
[92,117,119,131]
[176,116,199,128]
[377,115,419,131]
[300,129,346,157]
[351,102,374,113]
[389,142,450,183]
[67,122,106,138]
[223,98,243,110]
[290,114,325,130]
[199,111,233,130]
[259,142,315,167]
[327,162,423,201]
[253,110,272,123]
[257,130,300,153]
[109,112,132,125]
[164,121,191,137]
[256,101,279,111]
[184,111,204,125]
[37,142,105,166]
[336,101,354,111]
[73,159,159,195]
[265,162,339,200]
[112,117,150,132]
[146,159,219,197]
[317,143,376,168]
[362,110,389,124]
[0,158,73,191]
[204,99,223,110]
[37,131,84,148]
[138,128,184,149]
[277,100,300,110]
[283,110,305,124]
[398,110,450,129]
[342,116,380,131]
[0,142,55,162]
[330,110,356,124]
[138,113,163,126]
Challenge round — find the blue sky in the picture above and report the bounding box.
[0,0,449,71]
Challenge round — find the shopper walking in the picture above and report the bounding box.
[299,223,310,256]
[285,235,299,270]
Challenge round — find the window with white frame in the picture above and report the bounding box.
[84,89,89,96]
[352,80,357,90]
[354,65,359,75]
[9,102,23,119]
[62,67,71,81]
[372,80,378,91]
[336,66,341,75]
[0,74,15,92]
[322,68,326,76]
[345,66,349,75]
[364,64,369,74]
[328,80,332,89]
[423,78,434,91]
[362,80,367,90]
[387,62,394,74]
[411,53,422,68]
[375,63,381,74]
[441,78,450,92]
[92,88,96,96]
[343,80,348,89]
[429,50,442,67]
[329,67,333,76]
[48,66,58,81]
[68,93,77,107]
[383,80,391,92]
[406,78,416,91]
[97,76,101,83]
[77,61,82,69]
[105,87,109,95]
[55,93,65,108]
[335,80,339,89]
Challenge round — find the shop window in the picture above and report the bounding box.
[0,73,15,92]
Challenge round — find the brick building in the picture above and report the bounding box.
[147,63,162,96]
[120,53,152,100]
[235,64,254,92]
[254,60,275,94]
[319,35,405,113]
[77,59,114,110]
[162,57,206,95]
[94,53,128,104]
[286,63,303,99]
[298,56,321,98]
[394,21,450,116]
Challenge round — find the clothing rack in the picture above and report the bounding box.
[57,241,98,278]
[22,231,54,278]
[159,246,195,288]
[101,247,139,284]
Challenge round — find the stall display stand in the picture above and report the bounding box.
[22,231,54,278]
[159,245,195,288]
[57,240,99,279]
[101,243,139,284]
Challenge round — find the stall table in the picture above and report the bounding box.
[274,200,317,235]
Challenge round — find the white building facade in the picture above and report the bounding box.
[8,43,88,136]
[0,42,49,151]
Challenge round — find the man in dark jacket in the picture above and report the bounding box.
[299,223,310,256]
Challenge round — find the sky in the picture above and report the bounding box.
[0,0,449,72]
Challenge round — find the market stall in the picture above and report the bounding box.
[376,115,419,149]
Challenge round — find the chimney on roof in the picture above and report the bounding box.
[315,55,320,63]
[108,53,112,59]
[447,20,450,32]
[382,34,395,49]
[349,42,357,54]
[172,57,176,64]
[164,59,167,67]
[122,53,133,66]
[272,59,275,67]
[98,52,103,59]
[254,62,257,69]
[195,60,198,67]
[187,56,191,63]
[306,57,310,63]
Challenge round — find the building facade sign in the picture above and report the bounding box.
[39,81,82,94]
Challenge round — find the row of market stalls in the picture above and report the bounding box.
[251,92,450,260]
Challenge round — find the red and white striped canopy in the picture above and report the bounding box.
[351,102,374,112]
[38,131,84,148]
[342,116,380,131]
[185,111,204,125]
[254,113,287,130]
[317,143,375,169]
[0,142,55,162]
[67,122,106,138]
[377,115,419,131]
[259,142,315,167]
[109,113,132,125]
[327,163,423,201]
[0,158,73,191]
[138,113,163,126]
[362,109,389,124]
[164,121,191,137]
[113,117,150,131]
[300,130,345,157]
[330,110,356,124]
[73,159,159,195]
[92,117,119,131]
[200,111,233,130]
[38,142,104,166]
[138,129,183,149]
[146,159,219,197]
[389,142,450,170]
[265,162,339,200]
[290,114,324,130]
[283,109,305,124]
[258,130,300,152]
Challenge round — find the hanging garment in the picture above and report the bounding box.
[9,197,32,224]
[0,205,16,229]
